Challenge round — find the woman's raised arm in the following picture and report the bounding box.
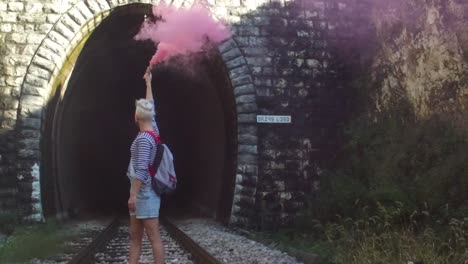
[143,67,153,100]
[143,67,160,134]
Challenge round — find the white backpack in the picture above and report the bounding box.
[146,131,177,195]
[127,132,177,195]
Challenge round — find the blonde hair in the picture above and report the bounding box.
[135,99,154,122]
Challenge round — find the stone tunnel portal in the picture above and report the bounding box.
[41,6,238,222]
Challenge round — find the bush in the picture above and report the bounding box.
[261,202,468,264]
[0,213,17,235]
[308,115,468,223]
[276,114,468,263]
[325,204,468,264]
[0,220,71,263]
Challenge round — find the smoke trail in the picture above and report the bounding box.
[135,2,231,67]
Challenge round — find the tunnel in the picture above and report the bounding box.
[40,4,238,223]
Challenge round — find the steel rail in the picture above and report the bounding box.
[68,216,221,264]
[68,216,120,264]
[161,217,222,264]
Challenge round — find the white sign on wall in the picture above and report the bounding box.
[256,115,292,124]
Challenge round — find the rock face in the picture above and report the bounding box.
[368,0,468,119]
[0,0,466,228]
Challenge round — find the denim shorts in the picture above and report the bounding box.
[129,183,161,219]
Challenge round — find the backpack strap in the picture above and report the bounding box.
[143,130,162,145]
[142,131,163,177]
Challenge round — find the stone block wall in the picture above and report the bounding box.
[0,0,370,226]
[226,0,371,227]
[0,0,80,219]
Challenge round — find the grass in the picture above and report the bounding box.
[329,214,468,264]
[0,220,74,263]
[252,230,336,264]
[253,206,468,264]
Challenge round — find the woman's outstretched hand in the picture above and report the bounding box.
[143,67,152,84]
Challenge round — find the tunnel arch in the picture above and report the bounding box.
[17,1,258,224]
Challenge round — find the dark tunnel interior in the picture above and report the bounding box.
[41,6,237,222]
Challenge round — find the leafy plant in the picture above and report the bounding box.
[258,113,468,263]
[0,220,72,263]
[310,115,468,223]
[0,213,17,235]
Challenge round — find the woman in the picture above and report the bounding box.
[127,67,165,264]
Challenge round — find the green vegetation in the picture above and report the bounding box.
[316,116,468,221]
[0,213,17,235]
[0,220,73,263]
[256,202,467,264]
[256,116,468,263]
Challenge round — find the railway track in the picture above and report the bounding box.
[69,216,220,264]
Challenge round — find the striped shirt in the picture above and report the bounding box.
[130,99,160,185]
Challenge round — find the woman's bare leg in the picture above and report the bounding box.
[143,218,165,264]
[129,215,144,264]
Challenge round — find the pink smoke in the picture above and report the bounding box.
[135,3,231,66]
